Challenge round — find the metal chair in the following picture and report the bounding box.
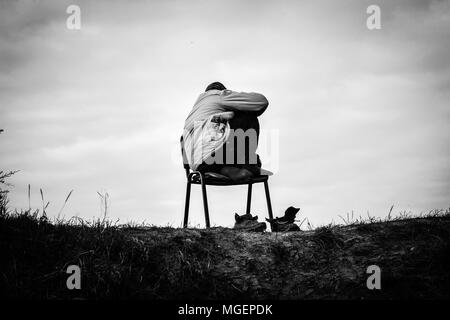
[180,136,274,230]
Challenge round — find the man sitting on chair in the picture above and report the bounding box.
[182,82,268,183]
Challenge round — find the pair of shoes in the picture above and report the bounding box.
[233,213,267,232]
[266,206,301,232]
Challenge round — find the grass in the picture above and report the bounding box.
[1,200,450,299]
[1,166,450,299]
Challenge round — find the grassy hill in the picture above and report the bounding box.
[1,208,450,299]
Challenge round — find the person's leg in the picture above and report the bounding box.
[196,162,222,174]
[220,112,262,182]
[230,113,261,172]
[198,113,262,182]
[219,166,253,183]
[197,162,253,183]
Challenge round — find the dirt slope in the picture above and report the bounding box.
[1,213,450,299]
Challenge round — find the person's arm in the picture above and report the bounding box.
[220,90,269,116]
[211,111,234,122]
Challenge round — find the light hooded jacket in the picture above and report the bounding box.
[183,89,268,170]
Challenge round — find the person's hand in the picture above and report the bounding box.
[212,111,234,123]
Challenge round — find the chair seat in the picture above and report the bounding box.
[190,171,270,185]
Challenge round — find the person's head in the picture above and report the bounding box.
[205,81,226,92]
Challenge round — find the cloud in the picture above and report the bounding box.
[1,0,449,227]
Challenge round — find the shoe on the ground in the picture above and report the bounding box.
[266,206,301,232]
[233,213,267,232]
[267,220,300,232]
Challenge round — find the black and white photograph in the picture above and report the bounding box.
[0,0,449,315]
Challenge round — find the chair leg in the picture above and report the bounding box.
[264,180,274,230]
[246,183,253,214]
[183,181,191,228]
[200,180,210,228]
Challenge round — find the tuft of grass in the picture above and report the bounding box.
[97,191,110,226]
[57,190,73,220]
[387,204,394,220]
[39,188,50,218]
[0,170,19,217]
[28,184,31,211]
[338,210,355,225]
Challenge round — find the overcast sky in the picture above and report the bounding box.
[1,0,449,228]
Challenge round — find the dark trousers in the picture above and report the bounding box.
[198,112,261,174]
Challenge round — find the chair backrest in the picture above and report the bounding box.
[180,136,190,177]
